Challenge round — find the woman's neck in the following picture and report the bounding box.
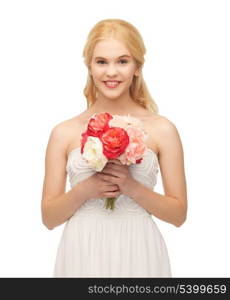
[88,97,144,116]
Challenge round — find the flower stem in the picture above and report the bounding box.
[105,197,116,210]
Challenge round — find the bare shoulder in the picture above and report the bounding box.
[150,114,184,159]
[146,113,183,156]
[150,114,179,135]
[47,114,83,157]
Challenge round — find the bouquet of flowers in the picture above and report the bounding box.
[80,112,148,210]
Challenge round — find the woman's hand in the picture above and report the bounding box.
[82,171,120,200]
[98,159,137,197]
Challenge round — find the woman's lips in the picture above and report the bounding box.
[103,81,122,89]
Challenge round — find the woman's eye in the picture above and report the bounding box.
[97,60,106,64]
[96,60,128,64]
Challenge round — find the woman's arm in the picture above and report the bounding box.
[129,117,187,226]
[41,123,89,230]
[128,183,186,227]
[42,182,89,230]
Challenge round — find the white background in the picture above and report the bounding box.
[0,0,229,277]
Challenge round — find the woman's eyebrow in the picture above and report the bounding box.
[94,55,131,60]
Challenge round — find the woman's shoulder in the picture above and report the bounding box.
[147,112,177,129]
[54,111,88,131]
[49,112,87,153]
[51,116,78,136]
[145,112,179,154]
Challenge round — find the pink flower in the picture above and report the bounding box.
[109,114,143,129]
[118,127,147,165]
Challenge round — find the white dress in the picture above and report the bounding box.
[53,147,172,277]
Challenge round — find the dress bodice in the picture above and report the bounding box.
[66,147,159,217]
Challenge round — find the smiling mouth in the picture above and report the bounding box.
[103,81,122,88]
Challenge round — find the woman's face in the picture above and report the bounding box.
[89,38,139,99]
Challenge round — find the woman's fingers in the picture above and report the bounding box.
[106,183,119,191]
[107,159,123,165]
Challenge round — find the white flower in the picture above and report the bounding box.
[82,136,108,171]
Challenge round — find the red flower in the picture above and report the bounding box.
[80,131,88,154]
[87,112,113,137]
[81,112,113,153]
[101,127,129,159]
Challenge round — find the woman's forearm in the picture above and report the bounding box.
[129,180,187,227]
[41,181,88,230]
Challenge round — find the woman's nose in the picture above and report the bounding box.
[105,63,118,76]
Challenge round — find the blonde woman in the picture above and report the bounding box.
[41,19,187,277]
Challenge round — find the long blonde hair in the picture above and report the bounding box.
[82,19,159,113]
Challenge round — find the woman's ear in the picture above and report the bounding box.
[134,68,140,77]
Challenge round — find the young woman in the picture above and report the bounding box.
[41,18,187,277]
